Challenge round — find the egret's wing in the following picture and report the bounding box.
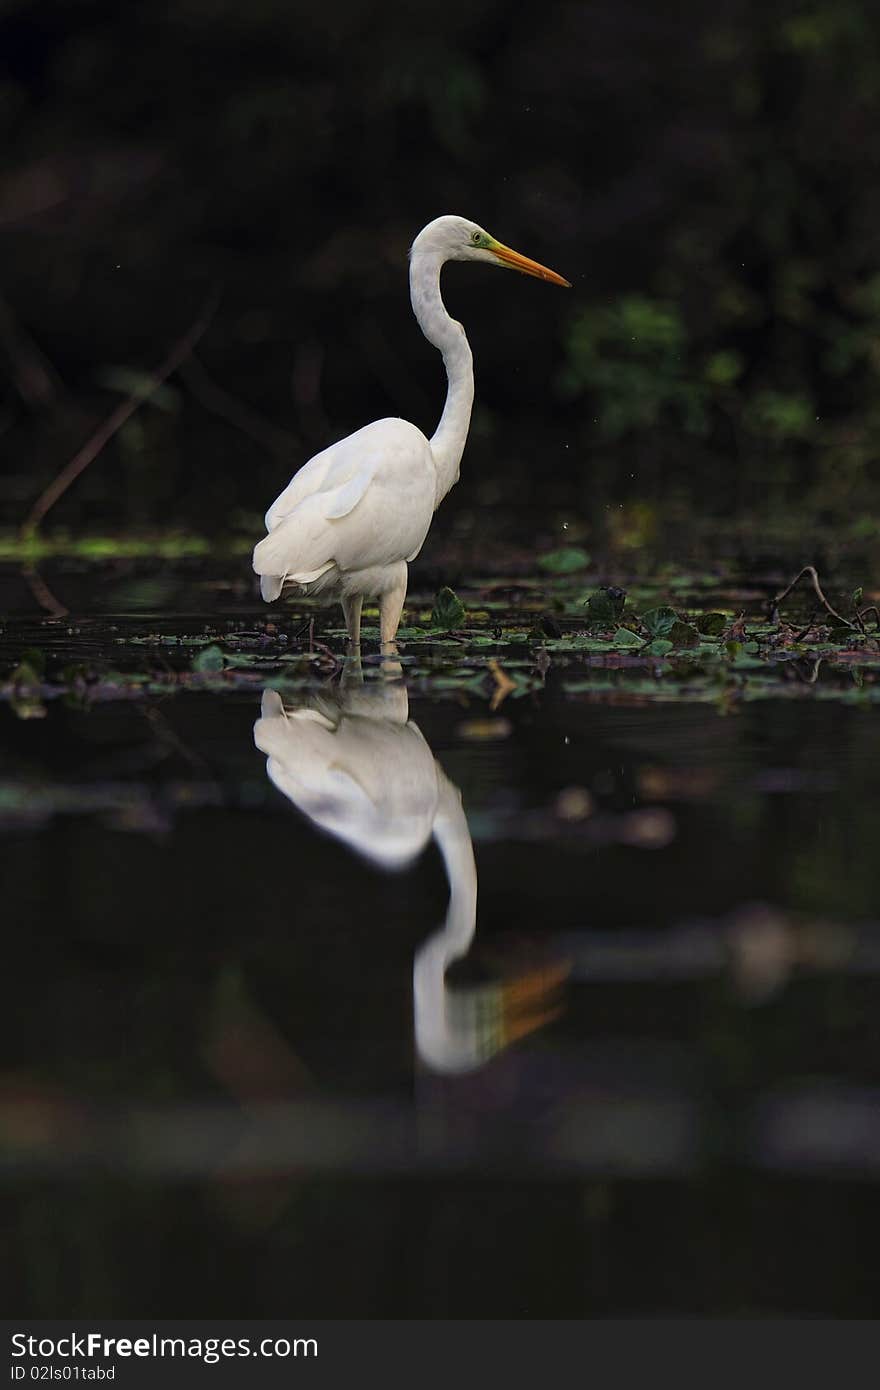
[322,468,374,520]
[265,432,373,532]
[264,420,432,531]
[254,418,436,586]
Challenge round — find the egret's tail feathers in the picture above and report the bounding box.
[260,689,285,719]
[290,561,335,584]
[254,522,336,583]
[260,574,284,602]
[253,525,336,601]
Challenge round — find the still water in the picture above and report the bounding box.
[3,563,880,1317]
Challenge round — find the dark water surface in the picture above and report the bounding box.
[3,560,880,1317]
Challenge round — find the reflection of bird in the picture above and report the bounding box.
[253,216,569,649]
[412,776,567,1074]
[253,672,565,1072]
[254,678,440,871]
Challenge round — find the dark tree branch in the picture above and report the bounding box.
[20,287,220,539]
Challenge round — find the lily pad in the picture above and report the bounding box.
[668,620,700,648]
[641,606,678,638]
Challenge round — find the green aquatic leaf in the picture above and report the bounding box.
[641,606,678,638]
[695,612,727,636]
[9,660,41,687]
[668,620,700,648]
[19,647,46,676]
[430,587,466,630]
[7,661,46,720]
[613,627,642,648]
[644,638,674,656]
[585,587,627,625]
[192,644,225,673]
[541,635,619,652]
[537,547,591,574]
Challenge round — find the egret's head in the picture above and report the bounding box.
[410,215,571,287]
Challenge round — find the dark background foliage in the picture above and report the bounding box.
[1,0,879,536]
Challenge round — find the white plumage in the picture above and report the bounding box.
[253,419,435,603]
[253,680,440,870]
[253,674,566,1073]
[252,214,569,647]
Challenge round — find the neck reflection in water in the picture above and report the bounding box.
[253,666,563,1075]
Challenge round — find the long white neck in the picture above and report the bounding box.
[412,773,479,1073]
[409,250,475,507]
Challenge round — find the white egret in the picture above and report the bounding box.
[253,673,565,1072]
[252,216,570,648]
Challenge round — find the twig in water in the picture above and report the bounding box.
[22,564,68,618]
[769,565,855,630]
[791,657,823,685]
[792,608,820,643]
[20,286,220,539]
[858,605,880,632]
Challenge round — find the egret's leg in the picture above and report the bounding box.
[342,594,363,650]
[379,570,407,655]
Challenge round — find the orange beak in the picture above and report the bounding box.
[490,240,571,287]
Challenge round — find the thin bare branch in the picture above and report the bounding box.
[858,604,880,631]
[769,565,855,630]
[20,286,221,538]
[22,564,68,618]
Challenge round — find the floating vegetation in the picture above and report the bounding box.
[1,565,878,714]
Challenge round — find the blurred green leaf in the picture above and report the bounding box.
[746,390,815,440]
[668,620,700,648]
[538,547,591,574]
[431,587,466,631]
[641,606,678,638]
[704,350,744,386]
[19,647,46,676]
[585,587,627,626]
[192,644,225,673]
[95,367,181,413]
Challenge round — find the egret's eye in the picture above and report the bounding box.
[472,230,481,245]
